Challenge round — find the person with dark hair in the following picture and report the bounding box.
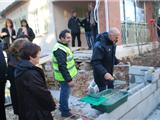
[7,38,29,116]
[17,19,35,42]
[91,28,120,92]
[52,29,77,118]
[157,17,160,47]
[15,42,56,120]
[81,12,92,49]
[68,10,81,47]
[88,3,98,44]
[0,18,16,50]
[0,38,7,120]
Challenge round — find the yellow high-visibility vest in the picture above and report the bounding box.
[52,42,77,81]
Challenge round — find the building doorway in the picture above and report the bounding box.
[52,1,97,48]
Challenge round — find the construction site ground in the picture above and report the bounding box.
[5,48,160,120]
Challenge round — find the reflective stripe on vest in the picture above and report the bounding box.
[52,43,78,81]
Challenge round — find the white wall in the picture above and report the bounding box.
[0,0,57,55]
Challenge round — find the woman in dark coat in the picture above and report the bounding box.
[15,42,56,120]
[0,35,7,120]
[1,18,16,50]
[17,19,35,42]
[7,38,29,115]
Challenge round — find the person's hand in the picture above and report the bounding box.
[12,35,16,39]
[104,73,114,80]
[68,80,74,87]
[1,32,7,36]
[118,62,124,65]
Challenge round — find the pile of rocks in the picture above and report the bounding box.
[72,70,93,97]
[121,48,160,67]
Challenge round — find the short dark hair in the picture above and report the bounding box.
[9,38,29,53]
[19,42,41,60]
[59,29,70,39]
[5,18,13,28]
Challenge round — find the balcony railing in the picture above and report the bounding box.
[121,22,150,45]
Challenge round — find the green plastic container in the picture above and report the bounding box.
[92,89,129,113]
[80,94,108,106]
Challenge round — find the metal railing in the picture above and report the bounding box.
[121,22,150,45]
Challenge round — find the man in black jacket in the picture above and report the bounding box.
[81,13,92,49]
[0,38,7,120]
[157,17,160,47]
[91,27,120,92]
[68,10,81,47]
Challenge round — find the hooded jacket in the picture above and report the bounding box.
[0,42,7,81]
[91,32,119,84]
[15,60,55,120]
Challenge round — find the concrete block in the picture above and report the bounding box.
[120,89,160,120]
[96,83,159,120]
[158,79,160,88]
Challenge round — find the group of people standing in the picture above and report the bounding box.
[1,19,35,50]
[51,28,121,119]
[0,19,56,120]
[0,18,36,120]
[68,3,98,49]
[0,5,121,119]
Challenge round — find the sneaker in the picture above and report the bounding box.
[61,113,79,119]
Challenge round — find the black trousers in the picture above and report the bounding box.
[71,32,81,47]
[95,80,114,92]
[0,81,6,120]
[7,65,19,115]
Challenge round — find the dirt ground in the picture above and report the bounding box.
[6,48,160,120]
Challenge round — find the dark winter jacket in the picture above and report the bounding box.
[68,16,81,33]
[157,17,160,37]
[91,32,119,83]
[0,43,7,81]
[81,18,91,32]
[1,27,16,48]
[17,27,35,42]
[8,52,20,67]
[53,42,72,82]
[15,60,56,120]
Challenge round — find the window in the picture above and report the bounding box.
[31,5,48,36]
[120,0,145,23]
[33,9,40,34]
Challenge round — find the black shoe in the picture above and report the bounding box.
[61,112,72,117]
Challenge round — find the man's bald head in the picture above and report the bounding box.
[108,27,120,43]
[109,27,120,35]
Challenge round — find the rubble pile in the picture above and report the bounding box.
[114,66,129,80]
[42,61,60,90]
[42,61,93,97]
[42,48,160,98]
[72,62,93,97]
[121,48,160,67]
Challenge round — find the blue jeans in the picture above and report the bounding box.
[59,82,71,117]
[85,32,93,49]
